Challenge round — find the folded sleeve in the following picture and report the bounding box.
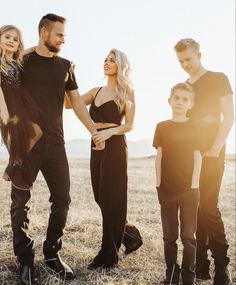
[65,62,78,91]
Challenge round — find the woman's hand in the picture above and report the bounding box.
[92,141,106,151]
[93,129,114,143]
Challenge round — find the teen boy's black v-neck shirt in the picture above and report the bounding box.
[22,51,78,144]
[187,71,233,151]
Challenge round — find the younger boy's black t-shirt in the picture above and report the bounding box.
[22,51,78,144]
[153,119,202,196]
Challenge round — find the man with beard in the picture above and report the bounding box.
[11,14,100,284]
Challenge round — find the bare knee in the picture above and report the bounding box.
[33,123,43,140]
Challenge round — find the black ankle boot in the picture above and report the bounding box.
[3,160,32,191]
[196,259,211,280]
[87,250,118,270]
[213,266,232,285]
[19,263,39,285]
[87,260,117,270]
[123,224,143,254]
[44,254,75,280]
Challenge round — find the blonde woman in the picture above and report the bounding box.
[78,49,142,269]
[0,25,42,191]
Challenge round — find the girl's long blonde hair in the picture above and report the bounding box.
[109,49,133,112]
[0,25,24,75]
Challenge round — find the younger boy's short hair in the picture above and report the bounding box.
[174,38,200,52]
[170,82,195,100]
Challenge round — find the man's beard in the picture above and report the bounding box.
[45,39,60,53]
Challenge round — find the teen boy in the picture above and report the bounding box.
[174,38,234,285]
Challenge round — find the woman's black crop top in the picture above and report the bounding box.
[89,87,124,124]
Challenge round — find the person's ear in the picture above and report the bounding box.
[189,100,194,109]
[40,27,49,39]
[197,51,201,60]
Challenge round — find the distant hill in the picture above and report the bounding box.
[0,139,156,159]
[1,139,235,159]
[65,138,156,158]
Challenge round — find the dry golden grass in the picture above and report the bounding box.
[0,157,235,285]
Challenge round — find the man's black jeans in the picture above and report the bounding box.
[10,139,71,265]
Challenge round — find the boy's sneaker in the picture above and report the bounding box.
[196,259,211,280]
[196,266,211,280]
[160,264,180,285]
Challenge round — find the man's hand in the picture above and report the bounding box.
[203,148,220,158]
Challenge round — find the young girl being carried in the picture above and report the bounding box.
[0,25,42,190]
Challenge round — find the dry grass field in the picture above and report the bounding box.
[0,157,235,285]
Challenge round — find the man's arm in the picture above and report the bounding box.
[64,87,100,109]
[155,147,162,188]
[65,89,97,135]
[191,150,202,188]
[204,95,234,157]
[64,93,72,109]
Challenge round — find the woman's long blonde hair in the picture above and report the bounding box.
[109,49,133,112]
[0,25,24,75]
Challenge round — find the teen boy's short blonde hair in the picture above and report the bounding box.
[170,82,195,101]
[174,38,200,52]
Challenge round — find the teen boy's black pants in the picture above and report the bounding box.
[10,139,71,265]
[196,150,230,271]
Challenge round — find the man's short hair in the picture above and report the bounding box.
[174,38,200,52]
[170,82,195,100]
[38,13,66,34]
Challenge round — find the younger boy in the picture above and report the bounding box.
[153,83,202,285]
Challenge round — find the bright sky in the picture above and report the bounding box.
[1,0,235,153]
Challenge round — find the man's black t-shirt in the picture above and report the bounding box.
[22,51,78,144]
[153,120,202,196]
[188,71,233,151]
